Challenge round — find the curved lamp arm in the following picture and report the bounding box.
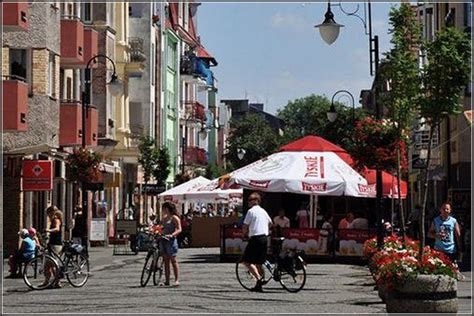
[86,54,118,83]
[329,89,356,124]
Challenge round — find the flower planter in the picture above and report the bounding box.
[377,283,390,303]
[385,274,458,313]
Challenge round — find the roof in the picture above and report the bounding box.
[196,46,217,66]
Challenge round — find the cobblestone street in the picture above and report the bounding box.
[2,247,472,314]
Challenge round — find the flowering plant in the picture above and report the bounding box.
[67,148,102,183]
[366,236,459,289]
[350,116,408,172]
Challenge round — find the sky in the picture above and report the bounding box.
[198,2,397,115]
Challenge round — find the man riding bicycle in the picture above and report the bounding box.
[241,192,272,292]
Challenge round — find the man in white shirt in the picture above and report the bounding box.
[242,192,272,292]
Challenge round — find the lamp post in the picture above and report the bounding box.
[81,54,121,248]
[326,89,355,124]
[315,0,384,248]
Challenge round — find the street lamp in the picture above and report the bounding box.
[326,89,356,123]
[81,54,120,248]
[315,0,384,248]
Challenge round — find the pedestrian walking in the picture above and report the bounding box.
[160,202,182,287]
[46,206,64,288]
[428,202,462,265]
[319,214,334,254]
[241,192,273,292]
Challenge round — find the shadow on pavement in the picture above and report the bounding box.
[180,254,220,264]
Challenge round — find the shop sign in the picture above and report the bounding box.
[22,160,53,191]
[90,218,107,241]
[141,184,166,195]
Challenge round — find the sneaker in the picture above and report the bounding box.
[249,284,263,292]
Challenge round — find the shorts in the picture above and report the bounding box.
[242,235,268,264]
[50,245,63,256]
[160,238,178,257]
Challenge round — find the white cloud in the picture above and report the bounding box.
[270,12,310,31]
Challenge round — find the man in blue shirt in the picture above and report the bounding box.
[428,203,462,264]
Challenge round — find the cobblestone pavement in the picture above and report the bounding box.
[2,247,472,314]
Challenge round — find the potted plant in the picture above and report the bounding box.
[363,237,460,312]
[67,148,102,183]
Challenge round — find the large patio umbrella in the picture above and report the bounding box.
[226,136,372,227]
[182,178,243,202]
[158,176,211,203]
[362,169,408,199]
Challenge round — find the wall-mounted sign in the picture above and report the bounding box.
[22,160,53,191]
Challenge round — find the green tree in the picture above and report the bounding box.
[277,94,365,151]
[225,113,280,169]
[138,136,158,185]
[153,146,171,187]
[418,27,471,257]
[379,3,422,240]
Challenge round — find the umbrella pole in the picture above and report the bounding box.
[309,195,313,228]
[314,195,319,228]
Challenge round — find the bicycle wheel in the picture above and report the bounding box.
[235,258,261,291]
[23,255,59,290]
[152,255,164,286]
[278,255,306,293]
[140,252,153,287]
[65,253,90,287]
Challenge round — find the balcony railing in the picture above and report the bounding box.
[184,146,208,166]
[3,3,28,31]
[129,37,146,63]
[183,101,206,122]
[59,100,82,146]
[2,75,28,132]
[60,16,84,65]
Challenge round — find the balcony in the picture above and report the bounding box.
[126,37,146,75]
[184,146,208,166]
[83,27,99,68]
[2,76,28,132]
[183,101,206,122]
[60,16,84,66]
[85,106,98,146]
[59,100,82,146]
[3,3,28,31]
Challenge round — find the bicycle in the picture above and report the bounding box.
[23,239,90,290]
[140,231,166,287]
[235,237,307,293]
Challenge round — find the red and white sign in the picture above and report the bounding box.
[302,182,327,192]
[22,160,53,191]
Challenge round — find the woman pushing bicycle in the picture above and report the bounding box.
[160,202,182,287]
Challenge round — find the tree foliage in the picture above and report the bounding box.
[153,146,171,187]
[277,94,365,151]
[138,136,170,186]
[418,26,471,257]
[225,113,280,169]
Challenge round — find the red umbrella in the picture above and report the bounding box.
[362,169,407,199]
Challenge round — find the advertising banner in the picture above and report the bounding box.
[22,160,53,191]
[337,229,376,256]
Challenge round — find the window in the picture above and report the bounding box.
[167,41,176,70]
[9,49,27,81]
[59,68,64,100]
[151,43,156,86]
[425,7,434,41]
[81,3,92,22]
[48,53,55,97]
[107,3,115,28]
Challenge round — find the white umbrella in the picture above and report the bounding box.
[226,136,372,227]
[185,179,243,202]
[229,150,368,196]
[158,176,211,203]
